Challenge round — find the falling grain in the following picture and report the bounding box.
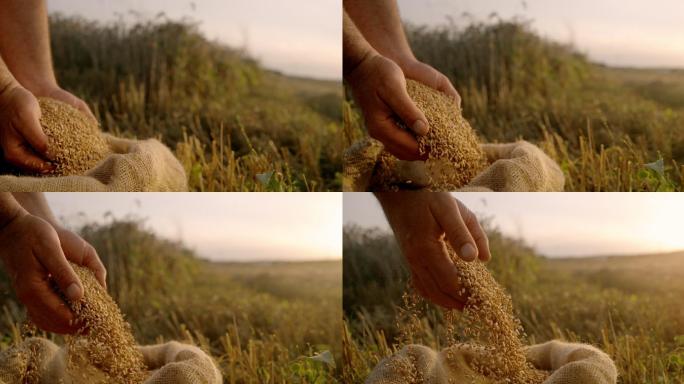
[63,263,147,383]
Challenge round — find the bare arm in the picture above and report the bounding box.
[12,192,59,226]
[343,11,377,77]
[344,0,414,66]
[0,0,57,94]
[344,0,460,102]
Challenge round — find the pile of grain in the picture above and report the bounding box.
[62,263,147,383]
[404,244,548,384]
[38,98,109,176]
[383,80,487,190]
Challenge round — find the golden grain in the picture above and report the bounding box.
[38,98,109,176]
[63,263,147,383]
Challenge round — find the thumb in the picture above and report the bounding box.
[37,236,83,302]
[429,195,478,262]
[381,79,429,137]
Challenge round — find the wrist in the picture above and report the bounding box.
[391,54,419,72]
[344,46,379,81]
[18,78,59,98]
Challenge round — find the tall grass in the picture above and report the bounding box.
[344,19,684,191]
[50,14,343,191]
[0,218,342,383]
[343,225,684,383]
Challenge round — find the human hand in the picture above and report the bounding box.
[399,58,461,107]
[346,52,429,161]
[377,192,490,309]
[34,85,95,121]
[0,211,104,334]
[0,83,53,173]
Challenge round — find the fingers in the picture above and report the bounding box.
[79,244,107,289]
[429,194,478,261]
[456,199,491,262]
[2,142,54,174]
[380,79,428,137]
[412,265,464,310]
[34,233,83,302]
[16,280,77,334]
[367,117,424,161]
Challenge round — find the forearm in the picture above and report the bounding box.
[11,192,60,227]
[0,192,26,229]
[0,0,57,94]
[343,11,377,77]
[344,0,415,66]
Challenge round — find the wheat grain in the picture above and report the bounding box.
[63,263,147,383]
[38,98,109,176]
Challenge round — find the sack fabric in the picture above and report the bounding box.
[0,338,222,384]
[343,138,565,192]
[365,340,617,384]
[0,134,188,192]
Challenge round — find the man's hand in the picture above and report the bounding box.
[346,53,429,161]
[34,85,95,121]
[377,192,491,310]
[0,210,105,334]
[0,83,53,173]
[400,59,461,107]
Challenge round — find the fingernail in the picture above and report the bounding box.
[412,120,428,135]
[65,283,81,301]
[460,244,477,261]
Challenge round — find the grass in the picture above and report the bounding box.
[49,14,343,191]
[344,19,684,191]
[342,225,684,383]
[0,218,342,383]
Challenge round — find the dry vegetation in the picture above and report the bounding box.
[343,225,684,383]
[0,218,342,383]
[344,20,684,191]
[48,14,343,191]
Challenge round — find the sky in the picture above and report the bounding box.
[46,193,342,262]
[47,0,342,80]
[397,0,684,69]
[344,193,684,258]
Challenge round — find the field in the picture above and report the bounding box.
[343,225,684,383]
[343,20,684,191]
[49,14,343,191]
[0,218,343,383]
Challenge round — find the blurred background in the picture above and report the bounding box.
[343,192,684,383]
[1,193,343,383]
[48,0,341,79]
[44,0,343,192]
[344,0,684,192]
[398,0,684,69]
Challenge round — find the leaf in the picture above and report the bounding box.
[307,350,335,368]
[645,158,665,177]
[256,171,274,186]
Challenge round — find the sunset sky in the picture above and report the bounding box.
[48,0,342,80]
[47,193,342,262]
[344,193,684,258]
[397,0,684,69]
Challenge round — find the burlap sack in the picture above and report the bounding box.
[0,134,188,192]
[343,139,564,192]
[0,338,222,384]
[365,340,617,384]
